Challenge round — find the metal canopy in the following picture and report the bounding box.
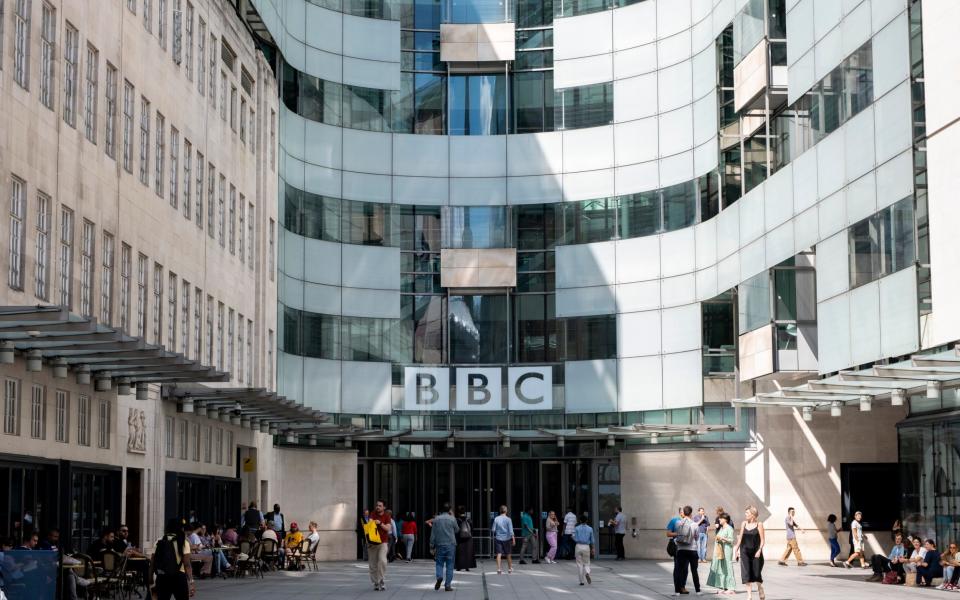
[163,383,329,427]
[734,346,960,414]
[0,306,227,383]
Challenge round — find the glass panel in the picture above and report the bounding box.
[662,181,696,231]
[773,269,797,321]
[738,271,771,334]
[564,314,616,360]
[449,295,509,363]
[620,191,661,237]
[448,74,508,135]
[442,206,509,248]
[555,82,612,130]
[445,0,512,22]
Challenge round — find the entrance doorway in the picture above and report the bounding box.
[362,458,617,559]
[124,468,142,547]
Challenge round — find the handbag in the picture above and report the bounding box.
[363,520,382,545]
[667,538,677,557]
[882,570,899,585]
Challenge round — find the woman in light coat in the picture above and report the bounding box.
[707,513,737,595]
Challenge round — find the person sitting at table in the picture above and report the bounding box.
[86,528,115,559]
[113,524,147,558]
[284,522,304,564]
[222,522,239,546]
[14,532,38,550]
[186,524,215,578]
[38,529,60,552]
[307,522,320,547]
[261,521,279,543]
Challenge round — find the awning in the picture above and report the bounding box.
[163,383,329,431]
[733,346,960,416]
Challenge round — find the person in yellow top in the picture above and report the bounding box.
[284,522,304,561]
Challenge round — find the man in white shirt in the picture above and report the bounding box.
[186,525,214,576]
[561,509,577,560]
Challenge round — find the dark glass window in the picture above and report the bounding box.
[341,199,397,246]
[699,171,720,222]
[512,71,554,133]
[302,310,339,359]
[445,0,512,23]
[662,181,697,231]
[516,0,552,27]
[343,85,391,132]
[449,294,510,363]
[619,191,660,238]
[848,197,916,288]
[555,82,612,130]
[563,314,616,360]
[448,74,508,135]
[702,299,735,349]
[513,294,557,362]
[514,204,556,250]
[442,206,510,248]
[558,198,617,245]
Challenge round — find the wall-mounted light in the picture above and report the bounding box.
[830,401,842,417]
[260,421,270,433]
[250,418,259,431]
[136,383,149,400]
[196,402,208,418]
[344,436,353,448]
[927,381,941,401]
[285,431,296,444]
[234,401,243,412]
[231,414,241,426]
[76,365,91,385]
[891,389,906,406]
[446,437,455,449]
[241,416,251,429]
[116,378,132,396]
[0,341,14,364]
[650,432,659,445]
[52,357,68,379]
[683,430,693,443]
[859,395,872,412]
[220,409,231,424]
[26,350,43,372]
[607,434,615,447]
[269,423,279,435]
[556,436,565,449]
[94,375,112,392]
[801,406,813,422]
[502,436,511,448]
[181,398,194,414]
[308,434,317,447]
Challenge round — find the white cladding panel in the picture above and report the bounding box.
[564,360,619,413]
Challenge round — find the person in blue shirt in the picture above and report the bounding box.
[573,513,595,586]
[492,506,515,575]
[868,532,907,582]
[666,506,683,554]
[519,508,540,565]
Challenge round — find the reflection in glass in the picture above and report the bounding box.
[445,0,512,22]
[620,191,660,238]
[512,71,554,133]
[442,206,510,248]
[738,271,771,335]
[662,181,697,231]
[449,295,509,363]
[555,82,612,130]
[448,74,508,135]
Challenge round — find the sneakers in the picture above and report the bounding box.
[445,587,453,592]
[844,562,852,569]
[778,561,788,566]
[586,573,592,584]
[519,560,527,565]
[798,562,808,567]
[435,578,443,591]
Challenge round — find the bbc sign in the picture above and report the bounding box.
[403,366,553,411]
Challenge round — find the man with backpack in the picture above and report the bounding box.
[151,518,195,600]
[667,506,701,596]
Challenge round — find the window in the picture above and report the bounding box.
[555,82,613,130]
[136,253,147,337]
[63,23,79,126]
[447,74,507,135]
[77,394,90,446]
[182,139,191,219]
[216,302,224,369]
[848,197,916,288]
[247,201,254,271]
[195,152,204,227]
[40,3,55,109]
[30,385,45,439]
[13,0,30,89]
[563,314,617,360]
[58,207,74,308]
[237,312,244,383]
[220,39,236,71]
[164,415,174,457]
[169,126,179,208]
[220,71,228,121]
[268,219,275,280]
[227,308,234,375]
[154,113,165,197]
[34,192,50,299]
[180,280,189,355]
[193,287,201,360]
[3,379,19,435]
[215,427,222,464]
[54,390,69,442]
[139,97,151,185]
[128,0,136,13]
[246,319,252,385]
[167,271,177,348]
[122,81,135,172]
[84,45,99,143]
[208,34,217,104]
[152,263,163,343]
[267,329,274,389]
[228,184,236,254]
[143,0,152,31]
[100,232,114,325]
[226,430,234,466]
[239,96,246,142]
[105,64,118,158]
[119,243,131,332]
[203,425,211,462]
[269,109,276,170]
[172,0,181,64]
[206,163,215,238]
[79,220,95,317]
[8,176,25,290]
[178,419,187,459]
[196,17,205,94]
[205,294,213,364]
[229,85,237,131]
[97,398,110,448]
[248,109,255,153]
[157,0,167,48]
[217,175,225,247]
[238,198,245,263]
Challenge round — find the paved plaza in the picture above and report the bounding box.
[194,559,941,599]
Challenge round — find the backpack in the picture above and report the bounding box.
[674,519,695,545]
[153,534,183,576]
[667,538,677,557]
[459,519,472,539]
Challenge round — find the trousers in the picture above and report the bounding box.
[575,544,592,583]
[615,533,626,559]
[403,533,415,560]
[520,533,539,561]
[546,531,558,560]
[781,539,804,563]
[368,543,388,585]
[673,549,701,593]
[155,572,189,600]
[434,544,455,588]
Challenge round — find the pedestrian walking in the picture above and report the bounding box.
[544,511,559,563]
[668,505,701,597]
[493,506,515,575]
[401,512,417,562]
[826,514,841,566]
[778,507,807,566]
[707,512,737,595]
[150,518,194,600]
[455,507,476,571]
[387,510,399,562]
[519,507,540,564]
[734,506,766,600]
[608,506,626,560]
[365,500,392,591]
[430,504,458,592]
[359,509,370,561]
[573,513,595,586]
[693,507,710,563]
[844,511,867,569]
[560,508,577,560]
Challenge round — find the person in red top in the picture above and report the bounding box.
[401,513,418,562]
[368,500,392,591]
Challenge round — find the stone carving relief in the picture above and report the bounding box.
[127,407,147,453]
